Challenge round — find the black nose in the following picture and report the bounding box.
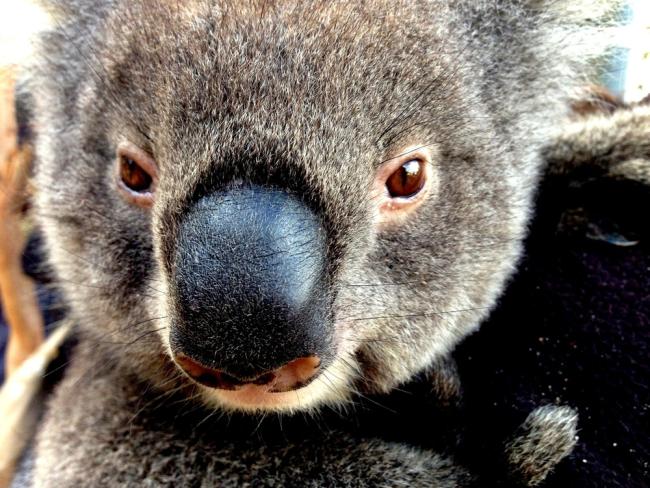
[169,186,331,381]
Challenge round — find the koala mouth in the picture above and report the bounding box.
[165,336,357,413]
[188,353,358,413]
[173,353,322,393]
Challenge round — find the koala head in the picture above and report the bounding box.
[30,0,597,412]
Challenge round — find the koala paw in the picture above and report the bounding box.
[505,405,579,486]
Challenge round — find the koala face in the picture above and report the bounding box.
[33,0,563,413]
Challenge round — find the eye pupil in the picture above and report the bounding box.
[386,159,425,198]
[120,156,152,192]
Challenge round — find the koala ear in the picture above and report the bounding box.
[523,0,625,87]
[505,405,579,487]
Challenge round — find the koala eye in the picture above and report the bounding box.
[385,159,426,198]
[115,143,157,208]
[121,157,152,192]
[373,146,436,226]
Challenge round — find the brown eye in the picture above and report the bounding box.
[120,156,152,192]
[116,143,157,208]
[386,159,425,198]
[372,146,436,226]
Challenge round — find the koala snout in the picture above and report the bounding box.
[169,186,333,389]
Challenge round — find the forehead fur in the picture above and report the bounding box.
[95,0,490,258]
[99,1,469,183]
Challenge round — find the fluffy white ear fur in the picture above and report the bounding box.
[529,0,622,17]
[526,0,627,81]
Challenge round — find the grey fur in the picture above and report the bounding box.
[20,0,617,485]
[506,405,579,487]
[23,344,472,487]
[428,357,463,408]
[545,104,650,177]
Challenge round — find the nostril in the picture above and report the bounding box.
[174,353,279,390]
[174,353,234,389]
[271,356,321,393]
[252,372,276,385]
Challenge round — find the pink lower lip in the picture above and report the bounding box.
[215,385,298,407]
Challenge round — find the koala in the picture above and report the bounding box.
[16,0,616,486]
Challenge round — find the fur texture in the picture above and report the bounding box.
[545,105,650,177]
[18,0,619,485]
[505,405,578,486]
[23,344,473,487]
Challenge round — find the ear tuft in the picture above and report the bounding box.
[527,0,627,65]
